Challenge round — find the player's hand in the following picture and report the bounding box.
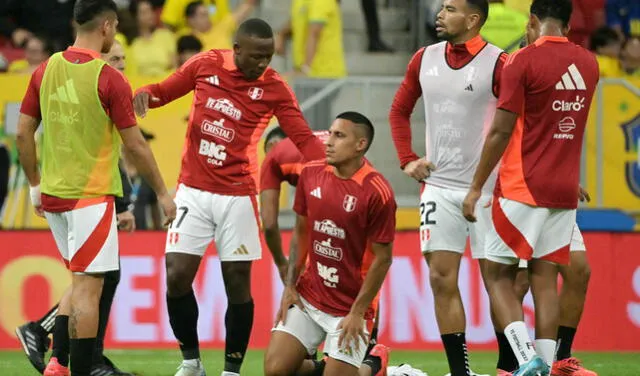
[157,193,177,227]
[337,312,367,353]
[462,188,482,222]
[12,28,32,47]
[133,91,160,118]
[578,185,591,203]
[117,211,136,232]
[29,185,44,217]
[275,285,303,326]
[403,159,435,182]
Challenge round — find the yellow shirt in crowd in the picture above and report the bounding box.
[291,0,346,78]
[130,29,177,77]
[179,13,236,51]
[161,0,230,31]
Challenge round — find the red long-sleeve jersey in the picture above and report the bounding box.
[136,49,324,196]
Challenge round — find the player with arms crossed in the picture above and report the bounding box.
[264,112,396,376]
[462,0,599,374]
[389,1,505,375]
[16,39,138,376]
[15,1,175,375]
[133,18,325,376]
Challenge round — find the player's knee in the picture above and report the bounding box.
[567,260,591,290]
[429,268,458,296]
[222,262,252,303]
[165,264,192,297]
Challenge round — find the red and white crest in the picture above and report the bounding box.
[168,232,180,245]
[343,195,357,212]
[248,87,263,100]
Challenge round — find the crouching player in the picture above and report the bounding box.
[264,112,396,376]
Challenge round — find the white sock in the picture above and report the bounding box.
[535,339,557,368]
[505,321,537,365]
[221,372,240,376]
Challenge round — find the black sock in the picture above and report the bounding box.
[167,290,200,360]
[52,316,70,367]
[556,326,577,361]
[365,327,379,356]
[224,300,254,373]
[496,332,519,372]
[362,353,382,375]
[70,338,96,376]
[37,304,59,334]
[441,333,470,376]
[93,270,120,365]
[310,359,326,376]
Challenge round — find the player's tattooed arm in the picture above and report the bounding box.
[463,109,518,222]
[286,214,309,287]
[351,242,393,316]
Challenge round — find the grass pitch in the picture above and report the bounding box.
[0,349,637,375]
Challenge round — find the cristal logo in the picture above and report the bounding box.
[553,96,585,112]
[201,119,235,143]
[313,239,343,261]
[205,97,242,120]
[314,220,346,239]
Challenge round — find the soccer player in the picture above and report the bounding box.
[264,111,396,376]
[133,18,325,376]
[388,1,505,375]
[15,39,138,376]
[15,1,176,375]
[462,0,599,374]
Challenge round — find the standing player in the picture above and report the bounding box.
[15,1,176,376]
[16,39,137,376]
[133,18,325,376]
[264,112,396,376]
[462,0,599,374]
[388,1,504,375]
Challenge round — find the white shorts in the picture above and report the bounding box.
[419,184,491,259]
[486,197,576,265]
[518,223,585,268]
[165,184,261,261]
[44,198,119,273]
[273,297,370,369]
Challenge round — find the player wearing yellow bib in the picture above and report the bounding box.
[15,1,176,375]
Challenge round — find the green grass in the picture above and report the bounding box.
[0,349,638,375]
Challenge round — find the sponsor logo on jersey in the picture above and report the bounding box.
[554,117,576,140]
[555,64,587,90]
[343,195,357,212]
[314,239,343,261]
[310,187,322,199]
[201,119,235,143]
[198,139,227,166]
[248,87,263,100]
[205,97,242,120]
[317,262,339,288]
[552,96,586,112]
[314,220,346,239]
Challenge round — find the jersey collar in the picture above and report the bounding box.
[534,36,569,46]
[66,46,102,60]
[447,35,486,56]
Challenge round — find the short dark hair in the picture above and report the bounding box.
[185,0,204,18]
[74,0,118,28]
[264,127,287,152]
[530,0,573,28]
[466,0,489,26]
[590,27,621,51]
[177,35,203,54]
[236,18,274,39]
[336,111,374,152]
